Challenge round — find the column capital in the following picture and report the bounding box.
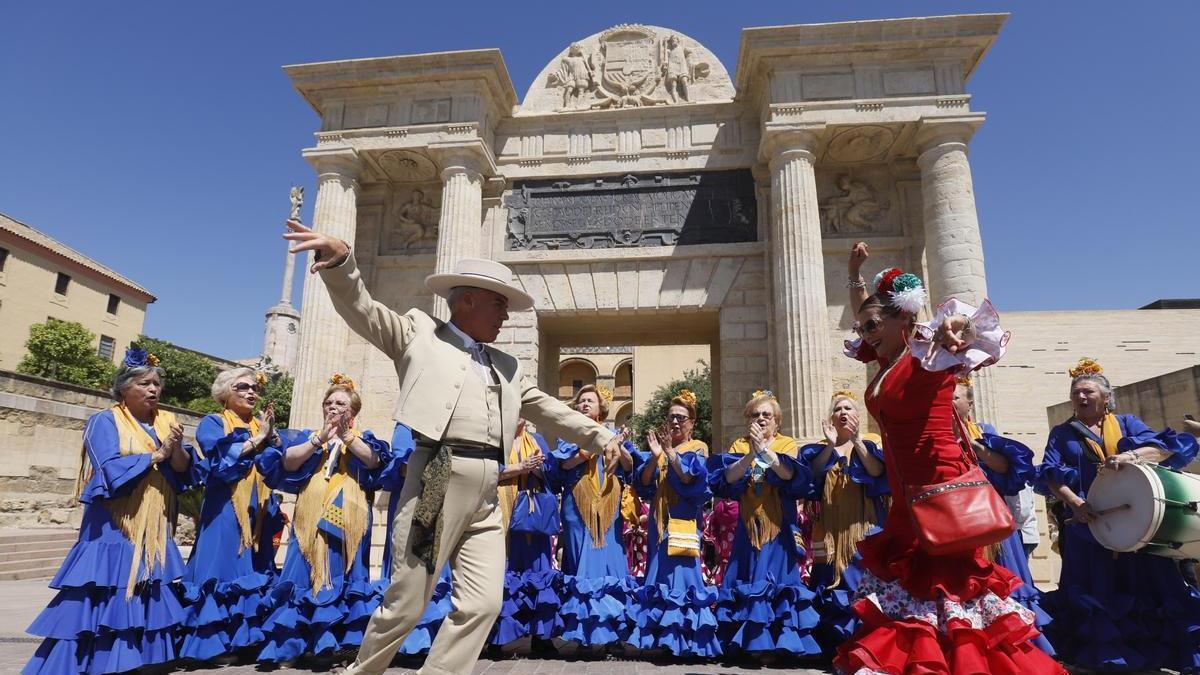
[759,122,826,166]
[303,146,361,181]
[914,114,985,159]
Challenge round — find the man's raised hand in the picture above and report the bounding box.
[284,220,350,273]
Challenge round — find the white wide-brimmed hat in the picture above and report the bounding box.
[425,258,534,312]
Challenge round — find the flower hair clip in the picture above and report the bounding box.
[751,389,776,401]
[832,389,857,402]
[674,389,698,408]
[873,267,928,315]
[255,371,269,388]
[596,384,614,406]
[954,376,973,388]
[123,346,158,369]
[1068,358,1103,378]
[329,373,357,392]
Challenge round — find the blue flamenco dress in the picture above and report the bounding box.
[628,441,721,657]
[971,422,1055,656]
[1037,413,1200,671]
[708,435,821,656]
[256,429,391,661]
[545,437,638,646]
[799,437,890,655]
[177,412,285,660]
[489,431,562,646]
[24,408,194,674]
[376,423,453,656]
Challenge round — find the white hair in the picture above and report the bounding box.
[111,366,166,400]
[446,286,470,312]
[211,367,257,406]
[1071,372,1117,412]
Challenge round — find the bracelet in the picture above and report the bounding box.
[959,314,975,338]
[846,277,867,289]
[309,432,324,447]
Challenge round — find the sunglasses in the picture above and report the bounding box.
[233,382,264,394]
[666,414,691,423]
[749,411,774,419]
[853,317,885,337]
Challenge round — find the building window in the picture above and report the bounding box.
[98,335,116,361]
[572,379,584,394]
[54,272,71,296]
[106,294,120,315]
[0,246,8,272]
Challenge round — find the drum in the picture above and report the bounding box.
[1087,460,1200,559]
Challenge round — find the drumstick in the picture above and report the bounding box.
[1066,502,1131,525]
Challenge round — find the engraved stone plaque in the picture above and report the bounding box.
[505,170,756,250]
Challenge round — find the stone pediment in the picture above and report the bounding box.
[520,24,735,114]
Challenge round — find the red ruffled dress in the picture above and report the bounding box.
[834,300,1064,675]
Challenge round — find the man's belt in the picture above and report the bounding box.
[417,440,501,462]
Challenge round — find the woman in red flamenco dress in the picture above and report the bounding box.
[835,244,1064,675]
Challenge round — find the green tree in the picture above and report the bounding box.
[628,361,712,448]
[136,337,219,412]
[17,319,116,389]
[258,365,293,428]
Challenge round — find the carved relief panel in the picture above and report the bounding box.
[816,167,900,237]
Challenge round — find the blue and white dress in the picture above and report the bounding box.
[256,429,390,661]
[24,409,194,674]
[628,440,721,657]
[177,412,285,660]
[1037,413,1200,672]
[708,435,820,656]
[546,436,637,646]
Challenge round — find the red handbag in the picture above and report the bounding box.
[902,410,1015,555]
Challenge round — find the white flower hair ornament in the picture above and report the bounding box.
[873,267,927,315]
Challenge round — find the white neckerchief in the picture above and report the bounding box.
[447,321,497,385]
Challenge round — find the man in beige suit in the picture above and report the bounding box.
[285,220,618,675]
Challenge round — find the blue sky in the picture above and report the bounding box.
[1,2,1194,359]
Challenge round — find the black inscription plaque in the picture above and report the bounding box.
[504,170,757,250]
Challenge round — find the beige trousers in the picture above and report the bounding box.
[348,449,505,675]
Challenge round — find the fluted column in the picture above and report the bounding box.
[917,117,998,424]
[430,157,484,320]
[767,130,832,439]
[291,149,360,429]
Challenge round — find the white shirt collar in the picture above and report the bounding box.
[446,321,479,351]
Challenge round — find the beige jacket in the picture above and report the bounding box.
[320,252,615,456]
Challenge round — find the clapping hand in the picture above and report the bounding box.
[821,420,839,447]
[521,450,545,474]
[646,430,665,460]
[316,410,341,448]
[284,220,350,273]
[336,412,355,445]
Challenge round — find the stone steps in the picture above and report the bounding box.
[0,529,75,581]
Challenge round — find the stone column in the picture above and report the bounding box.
[291,149,360,429]
[766,130,832,439]
[430,156,484,320]
[917,117,998,423]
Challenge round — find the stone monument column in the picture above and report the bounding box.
[291,148,360,429]
[766,127,832,439]
[431,154,484,320]
[916,116,998,423]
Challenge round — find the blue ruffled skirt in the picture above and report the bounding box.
[489,532,561,645]
[628,541,721,657]
[24,503,187,675]
[257,535,377,661]
[994,530,1054,656]
[1043,526,1200,671]
[558,574,635,646]
[716,535,820,656]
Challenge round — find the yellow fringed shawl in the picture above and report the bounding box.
[1080,413,1122,461]
[103,404,178,598]
[728,435,799,550]
[291,428,370,594]
[220,408,272,555]
[810,437,884,588]
[499,430,544,529]
[653,439,708,542]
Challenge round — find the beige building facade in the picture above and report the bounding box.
[0,213,154,371]
[283,15,1013,443]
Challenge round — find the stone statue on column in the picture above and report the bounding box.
[289,186,305,222]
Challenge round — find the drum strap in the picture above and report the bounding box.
[1069,416,1120,462]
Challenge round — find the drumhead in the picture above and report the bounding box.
[1088,463,1163,552]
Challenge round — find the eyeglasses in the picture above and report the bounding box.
[749,411,774,419]
[233,382,264,394]
[853,317,884,337]
[666,414,691,423]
